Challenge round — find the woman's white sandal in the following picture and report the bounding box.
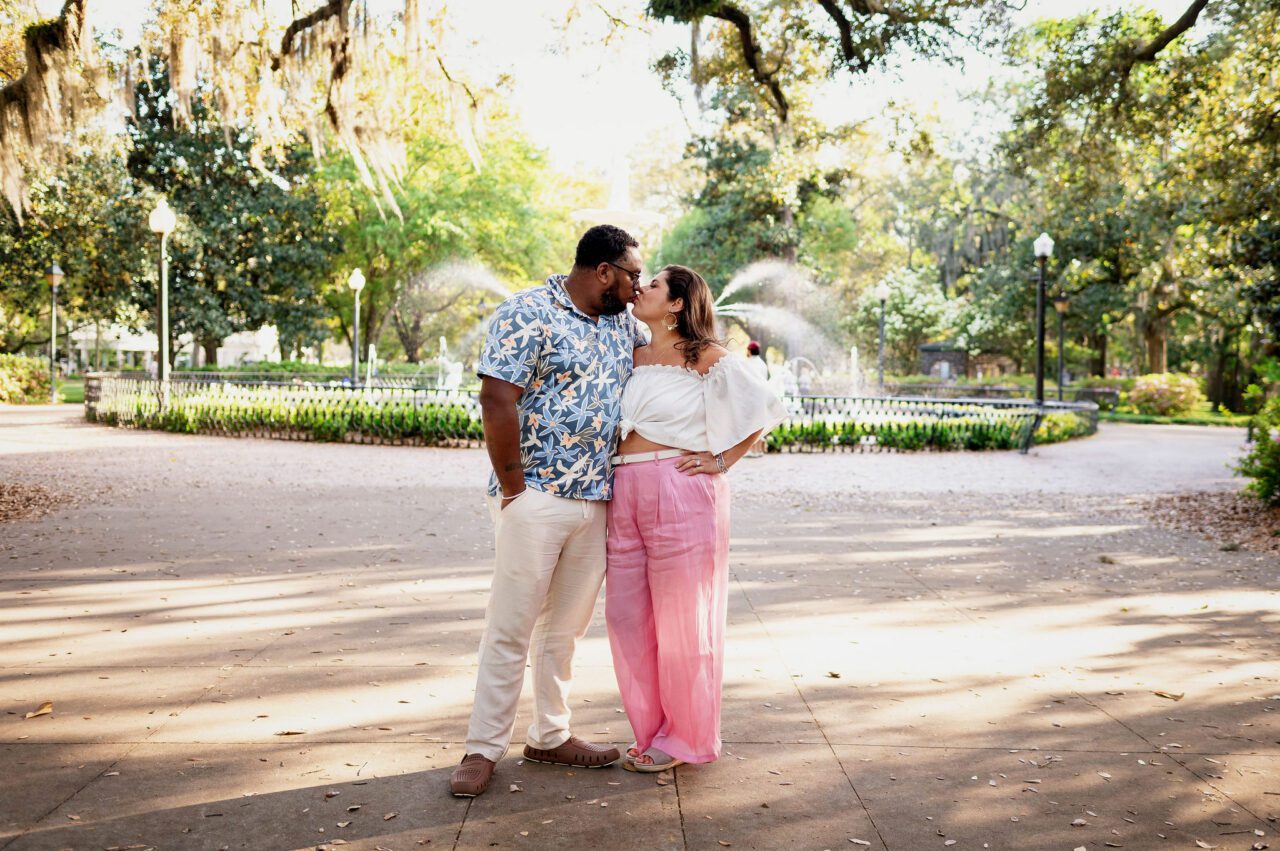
[622,747,684,773]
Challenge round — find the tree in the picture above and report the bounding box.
[0,145,149,354]
[320,107,576,364]
[126,63,339,365]
[0,0,483,222]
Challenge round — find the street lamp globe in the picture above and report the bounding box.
[1053,292,1071,315]
[1033,232,1055,259]
[348,267,366,292]
[46,262,64,289]
[149,197,177,236]
[872,281,891,302]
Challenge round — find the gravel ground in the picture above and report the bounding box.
[1,405,1275,851]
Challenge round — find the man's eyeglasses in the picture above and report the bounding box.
[607,262,643,287]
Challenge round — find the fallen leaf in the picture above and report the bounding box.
[850,840,871,846]
[1195,842,1217,849]
[826,672,841,679]
[718,842,731,847]
[509,784,522,793]
[1072,818,1089,827]
[1153,691,1184,701]
[274,730,306,736]
[337,821,351,828]
[24,701,52,719]
[384,812,398,821]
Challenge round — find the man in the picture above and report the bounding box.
[450,225,646,798]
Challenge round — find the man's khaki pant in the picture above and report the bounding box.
[465,487,607,762]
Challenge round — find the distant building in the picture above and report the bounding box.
[68,324,283,373]
[917,342,967,380]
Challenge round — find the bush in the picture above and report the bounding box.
[1237,398,1280,506]
[1125,373,1204,416]
[0,354,52,404]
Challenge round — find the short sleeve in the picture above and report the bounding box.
[477,296,542,389]
[703,354,789,454]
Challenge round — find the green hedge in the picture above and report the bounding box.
[89,378,1095,452]
[1237,398,1280,506]
[766,411,1088,452]
[0,354,51,404]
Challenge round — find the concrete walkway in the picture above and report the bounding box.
[1,407,1275,851]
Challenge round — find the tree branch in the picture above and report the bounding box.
[1130,0,1209,63]
[710,2,788,122]
[272,0,344,72]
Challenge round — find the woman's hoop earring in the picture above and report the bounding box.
[664,312,678,332]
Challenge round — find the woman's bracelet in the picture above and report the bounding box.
[715,453,728,474]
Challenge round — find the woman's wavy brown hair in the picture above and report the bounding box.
[663,264,720,366]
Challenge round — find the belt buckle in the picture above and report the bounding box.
[652,451,661,463]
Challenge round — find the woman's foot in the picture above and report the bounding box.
[622,747,685,773]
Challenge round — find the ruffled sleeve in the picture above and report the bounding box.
[703,354,788,454]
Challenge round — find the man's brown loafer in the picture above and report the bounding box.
[450,753,496,797]
[523,736,620,768]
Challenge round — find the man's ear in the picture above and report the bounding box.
[596,262,611,282]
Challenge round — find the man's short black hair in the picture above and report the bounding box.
[574,224,639,269]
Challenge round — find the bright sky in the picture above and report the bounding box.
[45,0,1198,172]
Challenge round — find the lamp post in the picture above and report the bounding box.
[1053,291,1070,402]
[348,268,366,386]
[148,198,177,390]
[873,281,890,394]
[1033,232,1054,406]
[46,262,63,403]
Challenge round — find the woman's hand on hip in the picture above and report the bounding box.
[677,451,722,476]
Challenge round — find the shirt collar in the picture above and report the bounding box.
[546,274,604,324]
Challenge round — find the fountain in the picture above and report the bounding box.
[711,261,849,394]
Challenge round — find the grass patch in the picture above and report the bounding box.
[57,379,84,404]
[1101,408,1248,427]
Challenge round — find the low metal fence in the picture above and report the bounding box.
[84,374,1097,452]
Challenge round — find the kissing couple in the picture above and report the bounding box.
[449,224,785,797]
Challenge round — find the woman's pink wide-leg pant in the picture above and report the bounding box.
[606,457,731,764]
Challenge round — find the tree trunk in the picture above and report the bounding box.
[201,338,219,368]
[1088,330,1107,377]
[1144,321,1167,374]
[392,310,424,363]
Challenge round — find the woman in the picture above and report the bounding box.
[606,265,786,773]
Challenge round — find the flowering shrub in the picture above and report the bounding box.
[1125,373,1204,416]
[1237,397,1280,506]
[0,354,52,404]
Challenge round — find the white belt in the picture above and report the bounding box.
[610,448,686,465]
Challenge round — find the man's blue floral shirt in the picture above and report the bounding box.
[477,275,646,501]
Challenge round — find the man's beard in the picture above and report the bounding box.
[599,291,628,315]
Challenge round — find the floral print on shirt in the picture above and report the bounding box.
[478,274,645,501]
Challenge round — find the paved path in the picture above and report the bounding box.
[1,407,1275,851]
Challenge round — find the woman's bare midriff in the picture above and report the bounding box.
[617,432,679,455]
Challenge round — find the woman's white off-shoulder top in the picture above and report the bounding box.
[618,354,789,454]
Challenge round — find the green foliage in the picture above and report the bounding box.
[0,354,51,403]
[0,147,151,353]
[1237,398,1280,506]
[763,408,1090,452]
[1124,373,1204,417]
[90,377,1095,453]
[320,106,573,362]
[849,268,955,373]
[126,62,339,359]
